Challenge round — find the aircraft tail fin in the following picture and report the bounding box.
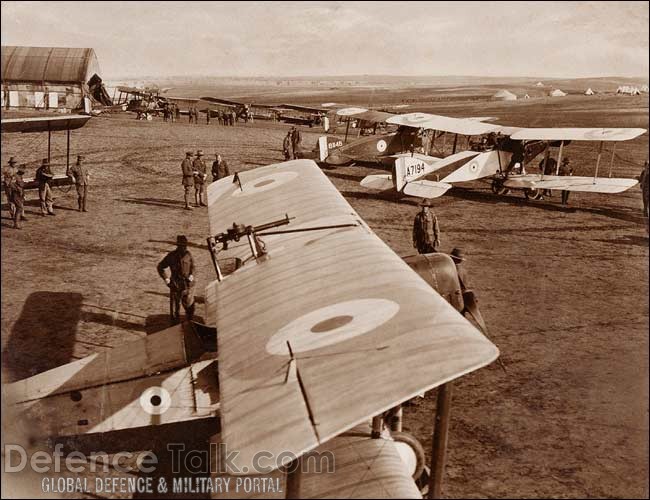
[318,136,344,162]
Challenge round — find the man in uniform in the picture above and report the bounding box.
[638,160,649,217]
[157,235,196,323]
[36,158,56,216]
[193,150,207,206]
[67,155,90,212]
[10,165,26,229]
[450,248,469,292]
[538,155,557,197]
[283,131,294,160]
[291,126,302,153]
[412,201,441,254]
[3,157,18,219]
[181,151,194,210]
[558,156,573,206]
[211,153,230,182]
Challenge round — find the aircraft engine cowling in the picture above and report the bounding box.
[403,253,464,312]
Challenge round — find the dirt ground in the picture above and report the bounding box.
[1,92,648,498]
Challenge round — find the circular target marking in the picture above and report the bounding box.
[232,171,299,198]
[401,113,429,125]
[469,161,479,172]
[266,298,400,355]
[140,387,171,415]
[376,139,388,153]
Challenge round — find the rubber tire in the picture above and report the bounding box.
[491,179,510,196]
[392,431,426,481]
[524,188,543,200]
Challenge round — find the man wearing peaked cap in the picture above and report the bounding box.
[3,157,18,218]
[181,152,194,210]
[10,165,27,229]
[35,158,55,216]
[193,150,207,207]
[68,155,90,212]
[412,201,440,254]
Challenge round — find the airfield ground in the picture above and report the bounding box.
[1,90,648,498]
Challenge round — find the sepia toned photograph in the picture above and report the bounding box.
[1,1,648,498]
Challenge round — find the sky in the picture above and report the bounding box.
[1,1,648,79]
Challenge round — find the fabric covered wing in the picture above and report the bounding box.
[387,112,500,136]
[503,174,639,193]
[205,159,498,474]
[509,127,646,141]
[1,114,91,133]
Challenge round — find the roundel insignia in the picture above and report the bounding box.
[140,386,172,415]
[265,298,400,355]
[469,161,479,172]
[376,139,388,153]
[231,171,298,197]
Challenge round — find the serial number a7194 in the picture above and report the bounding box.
[406,162,427,177]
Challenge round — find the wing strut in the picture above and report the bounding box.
[594,141,604,182]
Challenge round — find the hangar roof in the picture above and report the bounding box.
[1,46,100,84]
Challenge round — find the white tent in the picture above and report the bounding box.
[493,89,518,101]
[524,93,531,99]
[535,82,544,87]
[640,85,649,93]
[550,89,567,97]
[584,88,594,95]
[617,85,641,95]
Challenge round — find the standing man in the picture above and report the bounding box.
[638,160,649,218]
[291,126,302,153]
[3,157,18,219]
[193,150,207,207]
[10,165,26,229]
[68,155,90,212]
[188,106,194,124]
[558,157,573,206]
[157,235,196,323]
[450,248,469,292]
[206,108,211,125]
[231,110,237,126]
[283,131,294,160]
[181,151,194,210]
[211,153,230,182]
[36,158,56,216]
[412,201,441,254]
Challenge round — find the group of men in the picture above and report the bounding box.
[180,150,230,210]
[162,103,180,122]
[208,109,239,126]
[2,155,90,229]
[282,126,302,160]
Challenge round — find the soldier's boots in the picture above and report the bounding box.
[82,198,88,212]
[186,303,195,321]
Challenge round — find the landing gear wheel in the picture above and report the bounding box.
[491,179,510,196]
[524,188,543,201]
[392,431,426,481]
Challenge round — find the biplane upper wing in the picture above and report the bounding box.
[503,174,638,193]
[387,112,501,136]
[205,159,499,474]
[1,114,91,134]
[336,107,396,123]
[200,96,248,107]
[280,103,330,114]
[509,128,647,141]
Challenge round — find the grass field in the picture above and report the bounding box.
[1,87,648,498]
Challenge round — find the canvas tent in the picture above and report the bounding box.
[550,89,567,97]
[493,89,517,101]
[535,82,544,87]
[1,45,112,111]
[617,85,641,95]
[584,88,594,95]
[640,85,649,93]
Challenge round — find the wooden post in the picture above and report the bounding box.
[428,382,453,499]
[607,143,616,178]
[555,141,564,175]
[371,415,383,438]
[594,141,604,182]
[47,126,51,163]
[66,128,70,172]
[285,457,302,500]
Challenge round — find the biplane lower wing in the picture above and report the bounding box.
[205,159,498,474]
[503,174,639,193]
[360,174,394,191]
[3,323,219,437]
[403,179,452,199]
[210,423,420,499]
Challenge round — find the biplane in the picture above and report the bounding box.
[358,111,646,201]
[113,86,169,119]
[3,159,498,498]
[1,114,91,190]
